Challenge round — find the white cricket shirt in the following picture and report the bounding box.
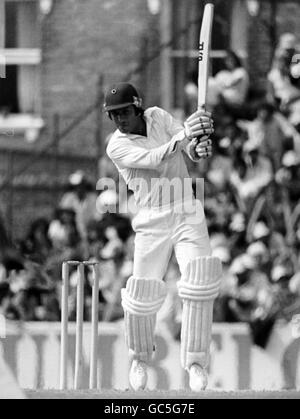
[106,107,196,209]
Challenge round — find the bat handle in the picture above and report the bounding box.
[198,105,206,112]
[195,105,205,144]
[196,104,211,143]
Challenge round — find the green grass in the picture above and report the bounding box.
[25,389,300,399]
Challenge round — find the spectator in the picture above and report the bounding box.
[96,190,133,244]
[225,254,276,347]
[48,208,81,251]
[208,122,246,190]
[229,141,273,207]
[101,226,124,261]
[278,33,297,61]
[46,208,85,284]
[0,213,10,254]
[0,213,25,320]
[246,102,287,171]
[276,151,300,204]
[59,171,99,240]
[208,50,250,112]
[289,272,300,297]
[268,33,300,108]
[247,241,270,275]
[270,263,300,321]
[184,70,199,115]
[19,218,52,264]
[9,261,59,321]
[212,246,234,322]
[85,220,106,261]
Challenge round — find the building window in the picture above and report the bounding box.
[0,0,41,116]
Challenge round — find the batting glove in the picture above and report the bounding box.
[187,136,213,161]
[184,110,214,141]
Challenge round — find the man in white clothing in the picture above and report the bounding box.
[104,83,222,392]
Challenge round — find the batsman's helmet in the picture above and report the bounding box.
[103,83,143,112]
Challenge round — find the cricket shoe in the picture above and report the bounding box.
[188,364,208,392]
[129,360,148,391]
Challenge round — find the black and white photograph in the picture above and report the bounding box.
[0,0,300,402]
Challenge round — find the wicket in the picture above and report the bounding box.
[60,261,100,390]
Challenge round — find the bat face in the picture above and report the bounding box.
[198,3,214,111]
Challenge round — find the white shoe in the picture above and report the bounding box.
[129,360,148,391]
[188,364,208,391]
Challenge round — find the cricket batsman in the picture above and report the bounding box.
[104,83,222,392]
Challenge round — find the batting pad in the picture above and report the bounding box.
[177,256,222,370]
[121,277,167,362]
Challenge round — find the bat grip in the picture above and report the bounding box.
[196,105,209,144]
[195,136,206,146]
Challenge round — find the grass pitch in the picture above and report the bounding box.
[25,389,300,399]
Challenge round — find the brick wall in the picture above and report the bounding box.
[1,0,162,239]
[277,1,300,36]
[247,0,300,89]
[40,0,158,156]
[0,148,98,240]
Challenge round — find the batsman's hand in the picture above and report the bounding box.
[184,110,214,141]
[188,136,213,160]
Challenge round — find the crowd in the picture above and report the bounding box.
[0,170,134,323]
[0,33,300,348]
[182,33,300,346]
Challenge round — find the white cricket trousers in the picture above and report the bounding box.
[132,200,212,279]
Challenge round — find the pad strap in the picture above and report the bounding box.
[178,256,222,302]
[122,277,166,316]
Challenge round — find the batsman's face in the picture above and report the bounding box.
[111,106,140,134]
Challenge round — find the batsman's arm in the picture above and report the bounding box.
[106,133,187,170]
[106,112,212,170]
[186,136,213,161]
[166,108,214,162]
[164,106,214,162]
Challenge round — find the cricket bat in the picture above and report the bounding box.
[198,3,214,111]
